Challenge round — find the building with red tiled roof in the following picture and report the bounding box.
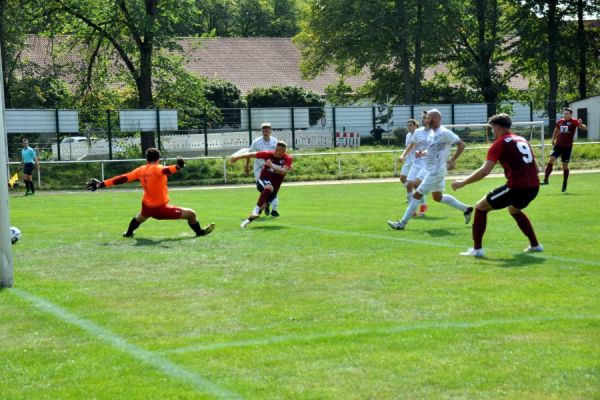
[21,35,529,96]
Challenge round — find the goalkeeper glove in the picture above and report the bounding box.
[176,157,185,170]
[86,178,105,191]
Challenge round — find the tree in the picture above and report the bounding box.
[324,78,354,106]
[47,0,200,151]
[295,0,445,105]
[440,0,519,116]
[511,1,580,128]
[0,0,45,107]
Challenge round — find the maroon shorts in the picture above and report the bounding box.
[141,203,183,220]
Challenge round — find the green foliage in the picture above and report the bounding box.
[203,79,244,109]
[420,73,483,104]
[9,73,75,108]
[246,85,325,125]
[295,0,447,104]
[230,0,299,37]
[324,78,355,105]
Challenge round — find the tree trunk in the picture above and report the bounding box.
[413,0,423,104]
[577,0,587,99]
[401,43,412,104]
[546,0,559,130]
[476,0,497,116]
[137,43,155,153]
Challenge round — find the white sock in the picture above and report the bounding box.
[441,194,468,212]
[400,197,420,225]
[252,205,261,215]
[271,197,279,210]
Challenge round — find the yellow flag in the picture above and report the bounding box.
[8,172,19,188]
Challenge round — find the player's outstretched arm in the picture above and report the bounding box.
[452,160,495,191]
[86,178,105,192]
[230,152,257,163]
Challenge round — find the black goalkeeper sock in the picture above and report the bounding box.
[125,217,141,236]
[29,180,35,193]
[25,181,32,192]
[189,221,204,236]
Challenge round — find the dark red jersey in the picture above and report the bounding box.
[257,150,293,187]
[554,118,581,147]
[487,133,540,188]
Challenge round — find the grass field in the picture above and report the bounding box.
[2,173,599,399]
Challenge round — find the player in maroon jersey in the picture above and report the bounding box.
[543,107,587,192]
[451,114,542,257]
[230,141,293,228]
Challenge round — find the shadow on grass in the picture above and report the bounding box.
[249,225,287,231]
[416,216,448,221]
[132,237,198,247]
[477,253,547,268]
[424,228,459,237]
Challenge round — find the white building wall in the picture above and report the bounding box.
[571,95,600,141]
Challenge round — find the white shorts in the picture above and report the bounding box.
[416,173,445,195]
[407,163,426,182]
[400,161,413,176]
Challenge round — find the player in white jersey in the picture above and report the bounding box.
[245,122,280,216]
[400,110,430,215]
[399,119,417,202]
[387,109,473,230]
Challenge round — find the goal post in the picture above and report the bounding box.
[0,50,14,288]
[445,120,546,169]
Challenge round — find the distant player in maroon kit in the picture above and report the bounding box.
[543,107,587,192]
[230,141,293,228]
[452,114,542,257]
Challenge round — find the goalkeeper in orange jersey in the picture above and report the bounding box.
[86,148,215,238]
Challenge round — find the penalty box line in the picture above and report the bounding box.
[11,288,242,400]
[161,314,600,355]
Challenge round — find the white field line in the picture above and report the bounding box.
[161,314,600,355]
[290,224,600,267]
[11,288,242,400]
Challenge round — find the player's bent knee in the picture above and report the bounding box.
[181,208,197,221]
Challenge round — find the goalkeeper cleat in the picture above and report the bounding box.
[523,244,544,253]
[561,183,567,192]
[464,207,474,224]
[386,220,405,230]
[270,210,280,217]
[541,179,549,185]
[198,223,215,236]
[123,232,134,238]
[265,204,270,216]
[460,248,484,257]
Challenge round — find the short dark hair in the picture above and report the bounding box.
[146,148,161,162]
[488,113,512,128]
[563,107,573,114]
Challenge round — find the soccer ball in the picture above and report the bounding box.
[10,226,21,244]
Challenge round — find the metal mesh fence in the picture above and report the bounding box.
[5,104,579,163]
